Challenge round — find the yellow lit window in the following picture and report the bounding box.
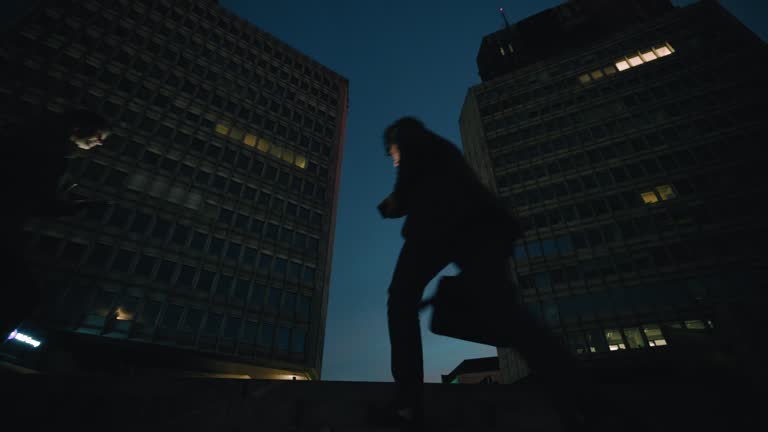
[643,325,667,347]
[628,55,643,67]
[615,60,630,71]
[270,144,283,158]
[230,127,244,141]
[603,65,617,75]
[257,138,270,152]
[215,124,230,135]
[684,320,707,329]
[499,46,506,56]
[641,191,659,204]
[590,69,604,80]
[641,50,657,62]
[295,154,308,169]
[654,44,673,57]
[282,149,295,164]
[655,185,676,201]
[579,73,591,84]
[604,329,626,351]
[243,134,257,147]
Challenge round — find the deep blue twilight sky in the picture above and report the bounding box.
[219,0,766,382]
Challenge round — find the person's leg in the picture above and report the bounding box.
[387,239,452,409]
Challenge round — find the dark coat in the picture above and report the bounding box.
[1,112,81,227]
[381,127,520,254]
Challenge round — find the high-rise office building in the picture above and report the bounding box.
[460,0,766,382]
[0,0,348,380]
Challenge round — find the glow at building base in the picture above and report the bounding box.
[7,330,41,348]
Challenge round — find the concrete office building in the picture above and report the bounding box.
[0,0,348,380]
[460,0,767,382]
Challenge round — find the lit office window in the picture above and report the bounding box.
[604,329,626,351]
[499,46,506,56]
[640,50,657,62]
[656,185,677,201]
[579,73,591,84]
[623,327,646,349]
[641,191,659,204]
[282,149,295,164]
[628,55,643,67]
[244,133,257,147]
[257,138,270,153]
[615,60,630,71]
[295,155,308,169]
[590,69,604,80]
[215,124,230,135]
[603,65,617,75]
[270,145,283,159]
[684,320,708,329]
[643,325,668,347]
[654,44,674,57]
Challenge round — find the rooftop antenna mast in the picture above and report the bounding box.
[500,6,511,30]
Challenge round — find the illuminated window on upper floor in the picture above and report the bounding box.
[643,325,667,347]
[604,329,626,351]
[215,123,309,170]
[641,184,677,204]
[579,42,675,84]
[641,191,659,204]
[655,185,677,201]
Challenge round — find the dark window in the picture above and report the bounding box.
[184,308,203,332]
[234,278,250,302]
[161,304,184,329]
[216,275,233,297]
[269,288,282,310]
[156,260,176,283]
[274,258,287,274]
[260,322,274,347]
[208,237,225,256]
[197,270,215,292]
[223,316,241,338]
[112,249,135,272]
[135,254,157,277]
[152,218,172,240]
[129,213,152,235]
[265,223,279,241]
[190,231,207,250]
[204,312,223,335]
[250,219,264,237]
[225,242,242,260]
[277,327,290,351]
[218,208,234,225]
[87,243,113,268]
[258,254,273,273]
[177,265,196,289]
[171,225,190,246]
[303,267,315,284]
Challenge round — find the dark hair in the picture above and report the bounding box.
[383,116,424,155]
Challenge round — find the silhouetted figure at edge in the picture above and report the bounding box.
[375,117,586,431]
[0,110,111,341]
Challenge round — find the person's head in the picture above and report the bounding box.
[61,110,110,150]
[383,116,425,167]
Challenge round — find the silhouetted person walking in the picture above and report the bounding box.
[0,109,110,342]
[376,117,584,431]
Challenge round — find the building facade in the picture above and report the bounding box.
[0,0,348,380]
[460,0,767,382]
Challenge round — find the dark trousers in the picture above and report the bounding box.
[0,227,39,341]
[387,237,570,407]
